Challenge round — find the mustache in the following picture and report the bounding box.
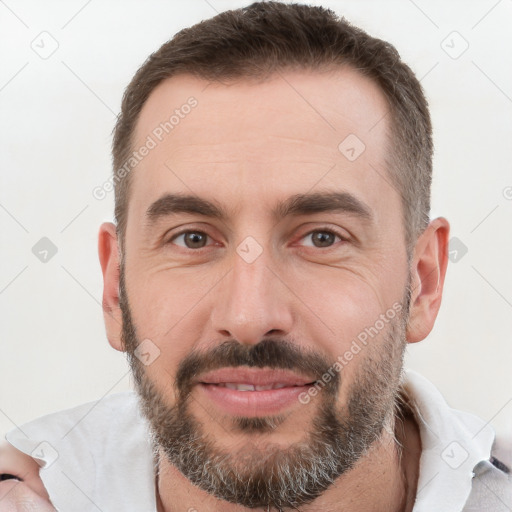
[175,338,339,400]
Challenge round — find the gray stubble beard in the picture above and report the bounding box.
[119,268,411,510]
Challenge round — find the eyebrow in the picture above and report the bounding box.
[145,191,373,225]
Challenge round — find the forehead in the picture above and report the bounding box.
[128,68,394,224]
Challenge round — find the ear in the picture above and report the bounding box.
[98,222,125,352]
[406,217,450,344]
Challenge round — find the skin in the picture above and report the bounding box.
[0,441,55,510]
[0,67,448,511]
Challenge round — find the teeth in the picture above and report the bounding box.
[217,383,291,391]
[224,383,255,391]
[269,383,288,390]
[255,384,274,391]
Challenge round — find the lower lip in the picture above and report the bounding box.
[198,383,313,416]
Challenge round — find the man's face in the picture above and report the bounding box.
[119,68,412,507]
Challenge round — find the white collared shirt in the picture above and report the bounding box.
[401,370,510,511]
[5,370,511,511]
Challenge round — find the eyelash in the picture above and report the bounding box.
[167,228,348,250]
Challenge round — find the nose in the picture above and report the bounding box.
[210,248,294,345]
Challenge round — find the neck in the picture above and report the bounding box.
[155,411,421,512]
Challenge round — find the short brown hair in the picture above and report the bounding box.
[112,1,432,255]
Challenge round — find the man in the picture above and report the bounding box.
[1,2,510,511]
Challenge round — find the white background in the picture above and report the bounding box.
[1,0,511,441]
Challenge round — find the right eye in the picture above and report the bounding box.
[168,230,213,249]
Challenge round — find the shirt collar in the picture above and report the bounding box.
[401,369,496,512]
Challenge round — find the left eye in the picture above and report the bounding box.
[300,230,344,248]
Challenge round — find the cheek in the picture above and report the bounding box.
[295,264,402,331]
[127,266,222,370]
[289,264,406,381]
[130,266,208,325]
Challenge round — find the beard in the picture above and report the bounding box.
[119,267,411,510]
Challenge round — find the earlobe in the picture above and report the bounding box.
[406,217,450,344]
[98,222,125,352]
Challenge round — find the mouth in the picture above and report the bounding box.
[207,382,315,391]
[195,368,317,416]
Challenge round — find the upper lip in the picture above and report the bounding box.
[197,368,317,387]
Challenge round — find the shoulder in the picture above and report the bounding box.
[4,391,144,464]
[8,390,139,432]
[463,434,512,511]
[2,391,154,510]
